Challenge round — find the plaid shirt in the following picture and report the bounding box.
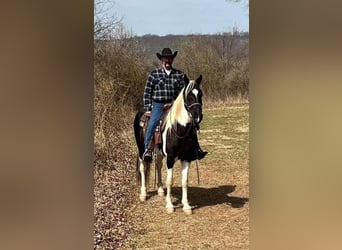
[143,67,186,111]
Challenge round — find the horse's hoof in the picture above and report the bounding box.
[158,191,165,197]
[183,209,192,215]
[166,207,174,213]
[139,195,146,202]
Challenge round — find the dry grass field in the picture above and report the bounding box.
[121,105,249,249]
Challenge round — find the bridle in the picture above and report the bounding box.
[184,102,202,111]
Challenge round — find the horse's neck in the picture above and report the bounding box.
[162,105,190,134]
[171,100,190,127]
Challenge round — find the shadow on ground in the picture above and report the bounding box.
[147,185,248,209]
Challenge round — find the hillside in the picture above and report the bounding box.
[134,32,249,65]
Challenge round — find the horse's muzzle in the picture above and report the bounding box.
[193,113,203,126]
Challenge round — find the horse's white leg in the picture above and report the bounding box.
[155,150,164,196]
[181,161,192,215]
[139,158,147,201]
[165,167,174,213]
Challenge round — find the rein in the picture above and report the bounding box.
[170,119,195,139]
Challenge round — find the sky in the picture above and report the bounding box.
[105,0,249,36]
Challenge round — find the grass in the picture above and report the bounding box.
[201,105,249,162]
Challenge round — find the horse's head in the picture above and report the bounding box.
[183,75,203,127]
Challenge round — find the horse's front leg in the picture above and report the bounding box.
[139,158,147,201]
[155,149,164,196]
[165,157,174,213]
[181,161,192,215]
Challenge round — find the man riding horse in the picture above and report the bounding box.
[142,48,207,162]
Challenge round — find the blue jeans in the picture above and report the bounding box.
[144,102,165,150]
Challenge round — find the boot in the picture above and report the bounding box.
[197,148,208,160]
[143,139,155,162]
[143,148,153,162]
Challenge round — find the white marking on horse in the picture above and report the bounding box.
[185,80,195,96]
[192,89,198,98]
[181,161,191,214]
[162,129,168,156]
[165,167,174,213]
[138,158,147,201]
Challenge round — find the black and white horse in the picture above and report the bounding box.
[133,75,203,214]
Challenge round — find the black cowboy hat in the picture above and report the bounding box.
[156,48,178,60]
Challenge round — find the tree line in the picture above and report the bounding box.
[95,31,249,109]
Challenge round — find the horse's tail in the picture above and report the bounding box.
[133,110,145,158]
[133,110,151,185]
[136,153,141,184]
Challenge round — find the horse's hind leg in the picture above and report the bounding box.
[181,161,192,215]
[139,158,147,201]
[155,149,164,196]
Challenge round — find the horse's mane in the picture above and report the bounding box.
[164,80,195,132]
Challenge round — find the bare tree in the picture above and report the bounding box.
[94,0,122,40]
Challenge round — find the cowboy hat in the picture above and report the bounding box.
[156,48,178,60]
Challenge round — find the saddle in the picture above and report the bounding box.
[139,103,172,146]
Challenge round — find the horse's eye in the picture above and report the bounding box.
[188,95,196,102]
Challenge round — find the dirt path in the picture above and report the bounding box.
[123,106,249,249]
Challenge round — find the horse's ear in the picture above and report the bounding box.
[184,74,190,84]
[196,75,202,84]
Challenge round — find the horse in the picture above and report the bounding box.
[133,75,203,214]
